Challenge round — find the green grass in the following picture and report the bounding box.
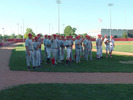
[9,43,133,72]
[92,41,133,53]
[93,45,133,53]
[1,83,133,100]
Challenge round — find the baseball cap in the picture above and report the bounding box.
[57,35,60,37]
[53,34,56,37]
[48,35,51,38]
[104,35,107,37]
[28,33,32,37]
[87,36,90,38]
[61,36,64,38]
[34,36,38,40]
[111,36,113,38]
[37,34,41,36]
[69,36,72,38]
[44,35,47,37]
[66,36,70,38]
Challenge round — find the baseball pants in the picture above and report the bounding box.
[60,48,65,60]
[26,50,35,67]
[76,48,80,62]
[34,51,40,67]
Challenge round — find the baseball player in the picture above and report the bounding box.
[83,35,88,60]
[104,35,112,58]
[96,34,101,59]
[33,36,41,68]
[75,36,81,63]
[56,35,61,62]
[100,35,104,58]
[37,34,43,63]
[69,36,74,62]
[87,36,93,60]
[45,35,52,64]
[60,36,65,62]
[25,33,35,70]
[51,34,58,66]
[79,35,84,58]
[110,36,115,54]
[65,36,71,65]
[43,35,48,63]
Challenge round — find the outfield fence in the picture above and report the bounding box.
[5,38,133,42]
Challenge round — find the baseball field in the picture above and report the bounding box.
[0,41,133,100]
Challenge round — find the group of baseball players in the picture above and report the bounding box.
[96,34,115,59]
[25,33,114,70]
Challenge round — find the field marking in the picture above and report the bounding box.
[92,49,133,56]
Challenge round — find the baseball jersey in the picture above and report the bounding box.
[65,40,71,49]
[100,39,103,46]
[51,39,58,49]
[43,38,48,45]
[86,40,92,50]
[56,39,61,48]
[110,39,114,46]
[38,38,42,44]
[104,38,110,47]
[96,38,101,46]
[33,41,40,51]
[75,39,81,49]
[60,40,66,49]
[83,39,87,46]
[69,39,73,45]
[46,39,52,48]
[25,38,33,50]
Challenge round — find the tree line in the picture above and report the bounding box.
[0,25,129,39]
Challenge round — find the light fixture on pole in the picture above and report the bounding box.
[2,28,4,37]
[108,3,113,40]
[56,0,61,34]
[17,23,19,35]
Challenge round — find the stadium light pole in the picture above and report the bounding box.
[108,3,113,40]
[62,24,65,34]
[2,28,4,40]
[23,19,24,42]
[56,0,61,34]
[49,23,51,35]
[17,23,19,35]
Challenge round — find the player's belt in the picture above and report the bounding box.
[29,49,33,51]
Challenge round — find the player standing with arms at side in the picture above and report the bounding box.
[37,34,43,63]
[56,35,61,62]
[87,36,93,60]
[96,34,101,59]
[51,34,58,66]
[65,36,71,65]
[33,36,41,69]
[43,35,48,63]
[104,35,112,58]
[45,35,52,64]
[75,36,81,63]
[25,33,35,70]
[60,36,66,62]
[69,36,74,62]
[110,36,115,55]
[100,35,104,58]
[83,35,89,60]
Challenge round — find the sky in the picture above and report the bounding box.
[0,0,133,35]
